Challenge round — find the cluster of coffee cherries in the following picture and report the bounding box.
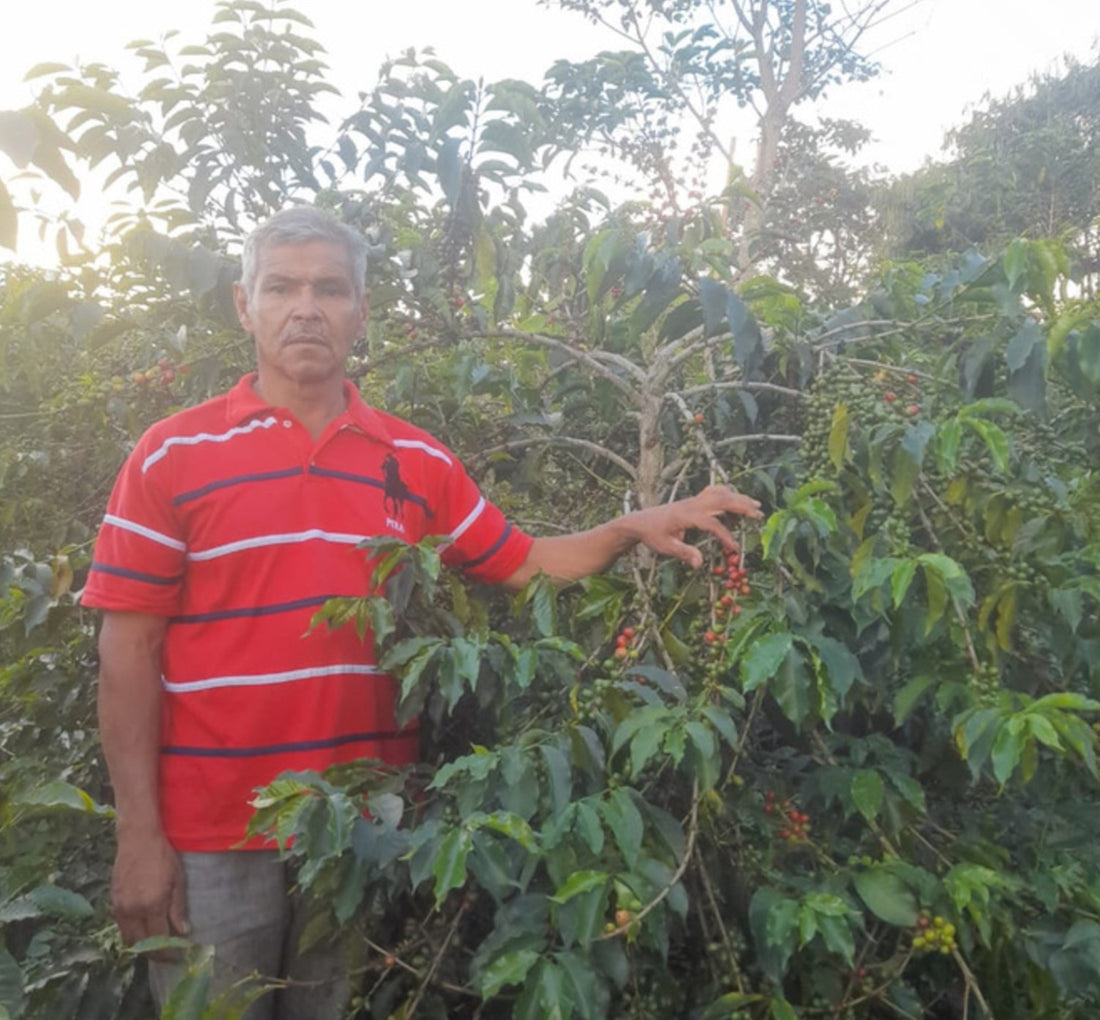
[764,790,812,842]
[703,548,751,646]
[911,914,956,955]
[131,354,186,389]
[882,373,922,418]
[613,626,639,661]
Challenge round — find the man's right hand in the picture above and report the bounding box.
[111,830,189,955]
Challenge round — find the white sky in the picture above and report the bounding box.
[1,0,1098,263]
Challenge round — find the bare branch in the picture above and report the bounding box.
[474,435,638,480]
[676,380,806,400]
[488,328,646,403]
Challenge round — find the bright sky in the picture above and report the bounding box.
[1,0,1098,263]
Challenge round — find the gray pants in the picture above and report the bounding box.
[148,851,350,1020]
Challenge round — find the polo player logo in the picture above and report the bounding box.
[382,453,409,519]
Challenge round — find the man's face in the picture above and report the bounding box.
[234,240,367,387]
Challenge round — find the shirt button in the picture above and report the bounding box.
[282,420,293,428]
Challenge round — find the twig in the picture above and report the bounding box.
[952,946,995,1020]
[712,433,801,447]
[403,903,467,1017]
[473,435,638,480]
[912,488,981,673]
[693,842,745,994]
[676,380,806,400]
[811,732,901,858]
[598,782,701,940]
[667,392,730,485]
[360,936,478,999]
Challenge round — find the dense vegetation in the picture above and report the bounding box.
[2,2,1099,1017]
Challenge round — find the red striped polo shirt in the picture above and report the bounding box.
[82,374,532,850]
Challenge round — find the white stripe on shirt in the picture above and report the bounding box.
[187,528,369,562]
[142,416,279,473]
[449,496,486,542]
[162,663,384,694]
[393,438,453,466]
[103,514,187,552]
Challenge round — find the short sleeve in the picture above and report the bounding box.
[81,429,186,616]
[432,455,532,585]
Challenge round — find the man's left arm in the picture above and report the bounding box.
[502,485,762,589]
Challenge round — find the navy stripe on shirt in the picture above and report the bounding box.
[307,465,433,515]
[170,594,342,625]
[173,467,305,506]
[160,729,418,758]
[90,562,182,586]
[461,523,513,571]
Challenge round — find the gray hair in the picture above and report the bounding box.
[239,206,368,303]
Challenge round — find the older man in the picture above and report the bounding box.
[82,206,761,1018]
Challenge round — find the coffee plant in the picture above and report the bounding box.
[2,3,1100,1018]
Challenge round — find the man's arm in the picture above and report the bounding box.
[97,611,188,947]
[503,484,762,589]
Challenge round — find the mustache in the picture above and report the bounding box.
[283,327,327,343]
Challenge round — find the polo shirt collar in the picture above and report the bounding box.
[225,373,395,446]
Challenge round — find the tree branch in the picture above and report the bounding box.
[473,435,638,480]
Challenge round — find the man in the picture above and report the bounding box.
[82,206,762,1018]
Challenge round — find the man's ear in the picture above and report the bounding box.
[233,282,253,333]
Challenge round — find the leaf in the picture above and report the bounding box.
[0,179,14,250]
[991,719,1025,785]
[0,947,22,1019]
[893,675,936,726]
[1006,319,1042,373]
[748,888,797,981]
[701,992,765,1018]
[432,828,471,906]
[727,291,764,378]
[600,788,643,861]
[699,277,728,335]
[161,948,214,1020]
[853,869,918,927]
[480,949,541,1000]
[550,871,608,905]
[827,402,849,470]
[1007,333,1047,415]
[742,633,793,692]
[962,418,1010,473]
[23,62,71,80]
[890,559,918,609]
[13,779,111,816]
[936,419,962,475]
[28,883,93,919]
[850,770,884,822]
[574,801,604,855]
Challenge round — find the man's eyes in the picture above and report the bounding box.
[262,281,348,296]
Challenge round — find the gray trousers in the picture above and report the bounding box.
[147,851,350,1020]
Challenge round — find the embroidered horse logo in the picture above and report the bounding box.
[382,453,409,519]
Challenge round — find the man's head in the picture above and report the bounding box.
[239,206,368,307]
[234,207,370,393]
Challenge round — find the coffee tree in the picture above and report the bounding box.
[1,2,1099,1018]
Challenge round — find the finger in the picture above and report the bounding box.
[700,486,763,519]
[168,874,190,937]
[694,515,738,551]
[658,538,703,569]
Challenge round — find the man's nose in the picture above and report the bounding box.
[290,288,322,318]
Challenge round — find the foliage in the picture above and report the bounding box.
[1,3,1100,1019]
[881,54,1100,298]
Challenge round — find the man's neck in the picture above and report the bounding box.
[253,373,348,440]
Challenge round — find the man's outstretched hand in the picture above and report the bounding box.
[620,484,763,570]
[506,484,764,587]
